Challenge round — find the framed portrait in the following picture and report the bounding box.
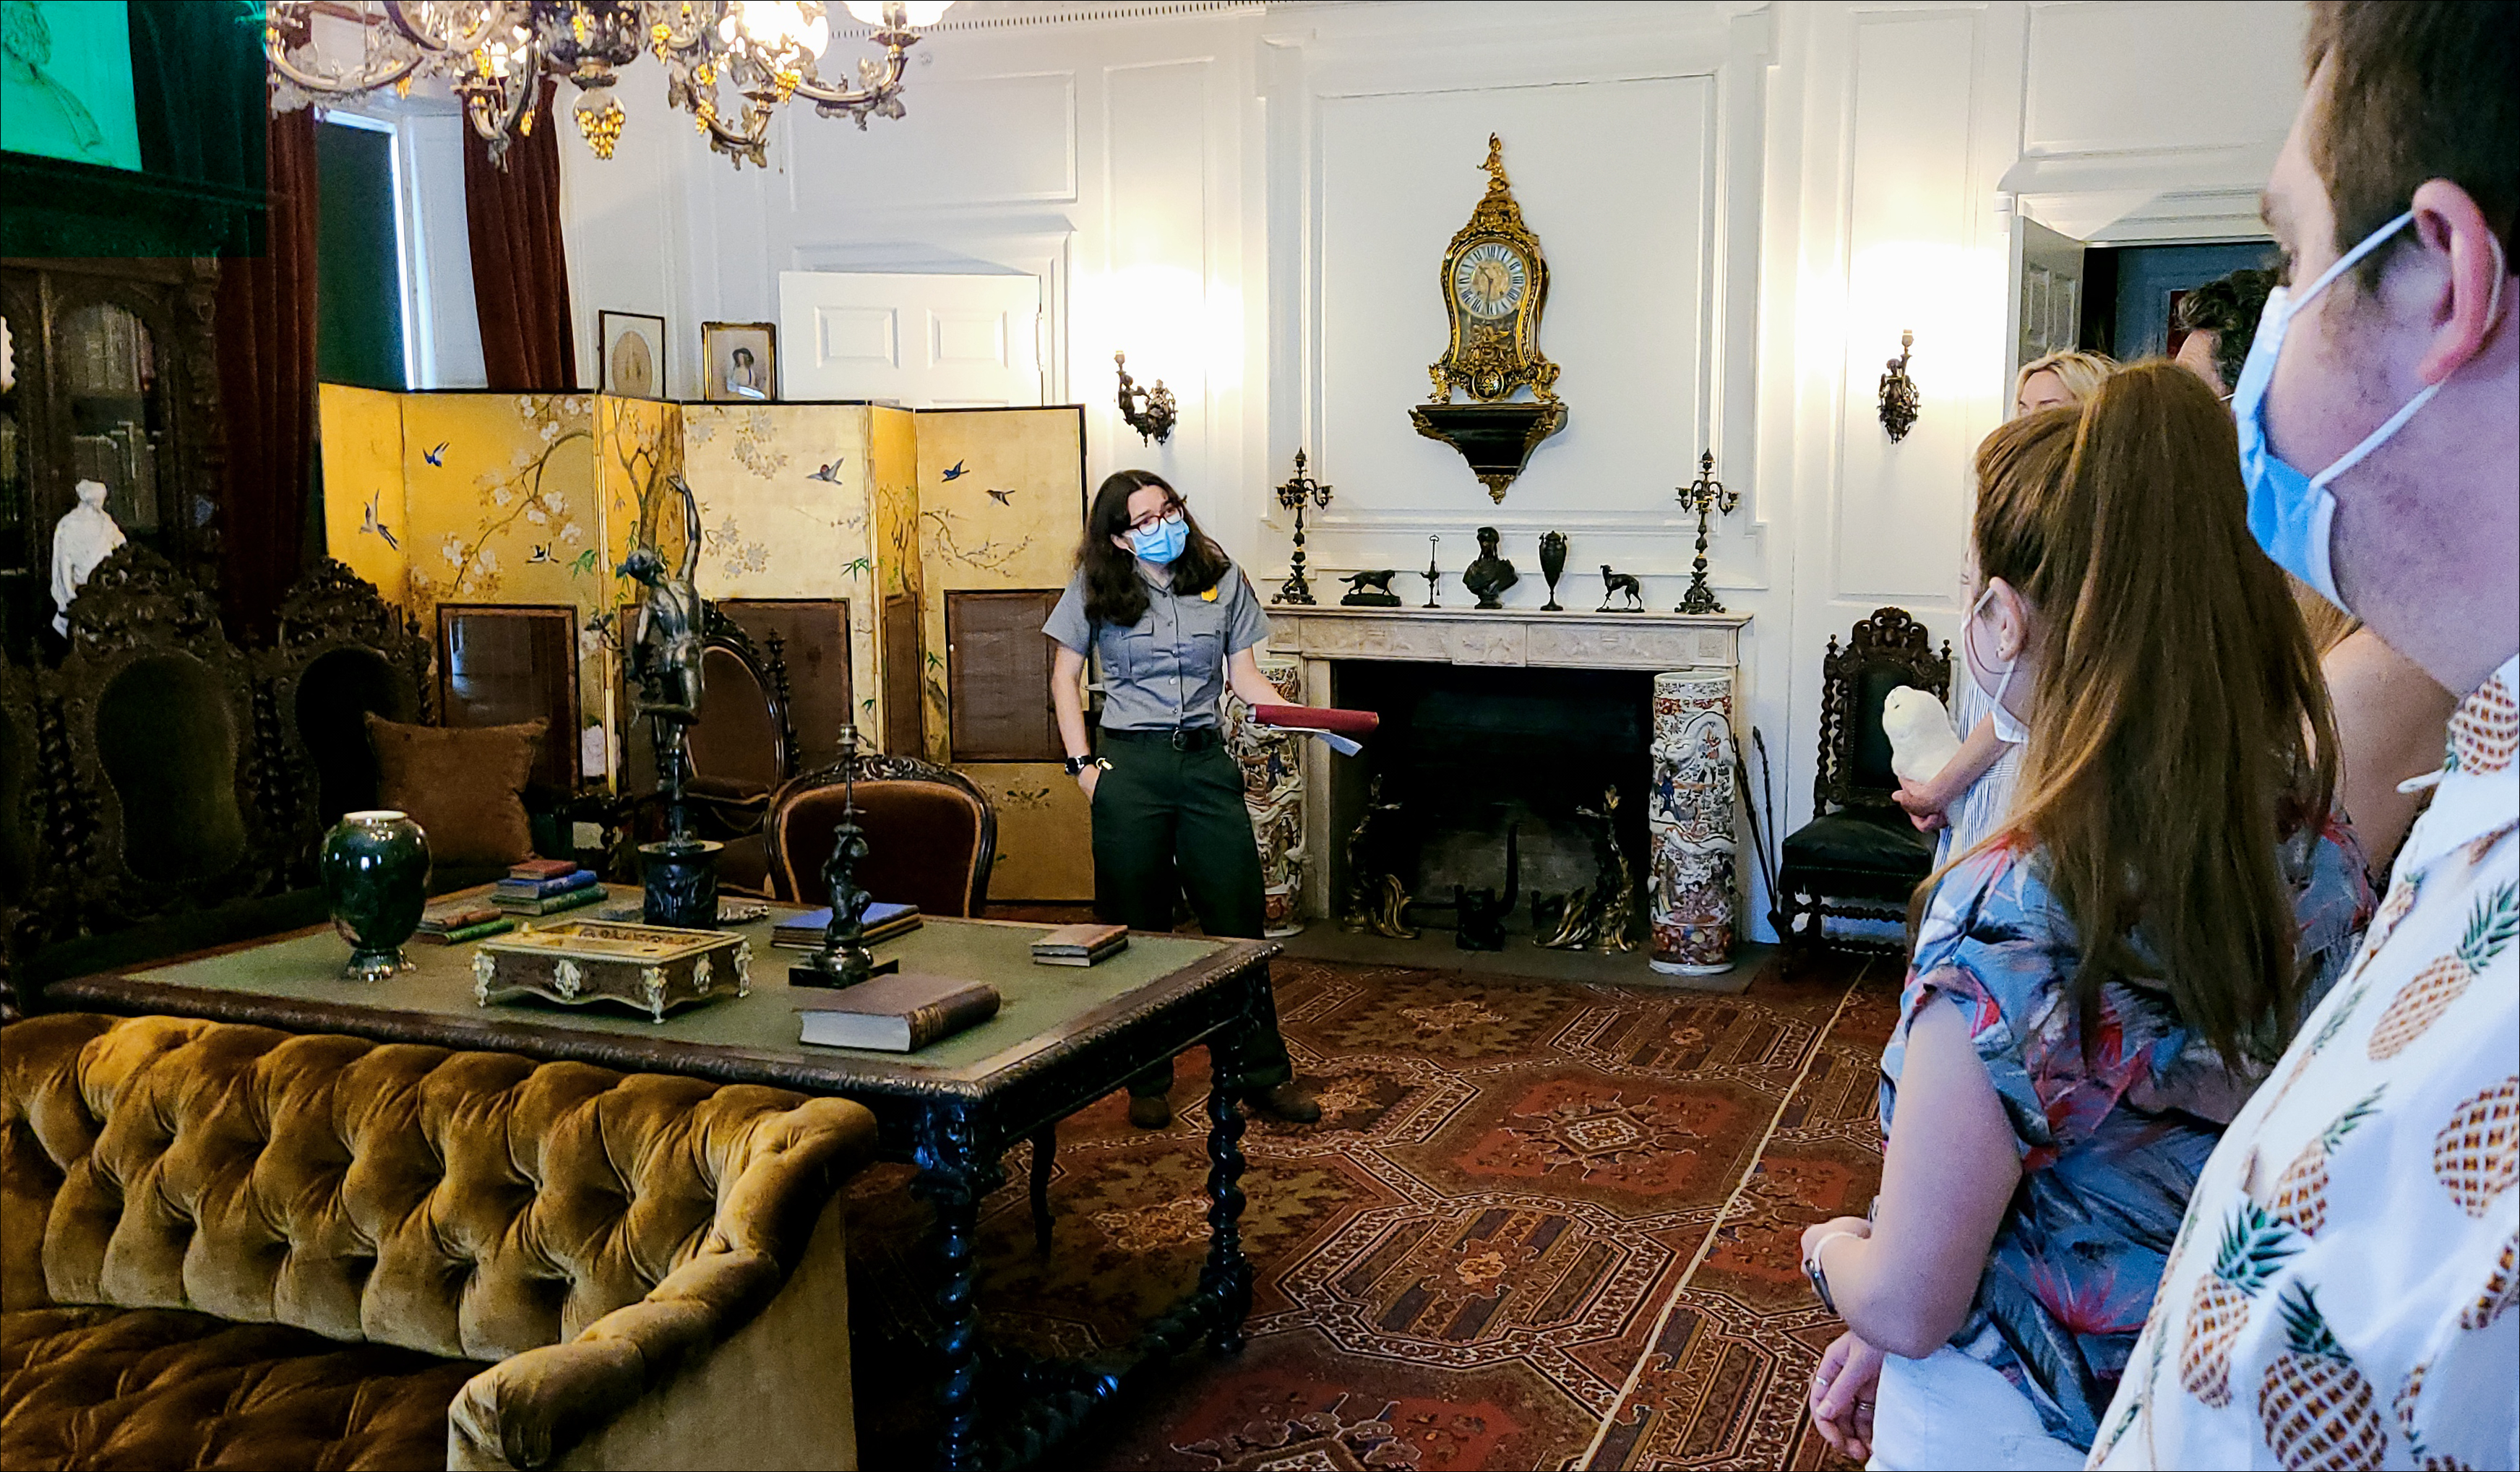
[700,320,777,403]
[598,310,666,399]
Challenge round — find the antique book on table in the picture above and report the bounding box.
[796,973,1000,1052]
[771,901,921,950]
[1031,922,1128,967]
[495,884,609,917]
[416,916,515,945]
[493,869,598,900]
[507,858,580,881]
[418,900,502,934]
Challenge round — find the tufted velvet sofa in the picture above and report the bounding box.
[0,1014,877,1470]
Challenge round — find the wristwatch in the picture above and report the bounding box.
[1064,754,1106,777]
[1804,1231,1857,1316]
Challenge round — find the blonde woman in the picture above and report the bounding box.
[1898,350,2120,860]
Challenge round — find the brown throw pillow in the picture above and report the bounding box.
[366,715,546,866]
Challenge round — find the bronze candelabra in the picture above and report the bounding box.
[1675,449,1737,615]
[1273,448,1333,605]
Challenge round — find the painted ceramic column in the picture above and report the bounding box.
[1648,668,1737,974]
[1226,652,1307,936]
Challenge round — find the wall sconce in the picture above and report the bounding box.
[1878,330,1919,442]
[1114,350,1176,444]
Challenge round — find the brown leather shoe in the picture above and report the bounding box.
[1244,1082,1321,1124]
[1127,1093,1174,1129]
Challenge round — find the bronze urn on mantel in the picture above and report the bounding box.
[1412,134,1568,503]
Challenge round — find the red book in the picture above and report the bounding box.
[1252,704,1379,736]
[508,858,579,880]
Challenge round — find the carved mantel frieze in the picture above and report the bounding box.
[1268,606,1748,671]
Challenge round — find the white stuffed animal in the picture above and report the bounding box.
[1882,685,1963,786]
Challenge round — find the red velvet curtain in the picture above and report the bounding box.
[215,107,319,642]
[463,80,578,390]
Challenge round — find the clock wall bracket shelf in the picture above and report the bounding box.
[1409,134,1568,503]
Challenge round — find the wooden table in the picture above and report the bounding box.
[46,907,1277,1471]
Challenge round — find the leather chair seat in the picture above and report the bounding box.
[1781,808,1934,877]
[1,1306,480,1471]
[769,774,991,915]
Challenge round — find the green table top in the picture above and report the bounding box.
[105,908,1243,1084]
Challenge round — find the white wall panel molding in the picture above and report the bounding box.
[783,71,1080,212]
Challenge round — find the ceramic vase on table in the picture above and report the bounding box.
[1647,671,1738,974]
[320,809,432,983]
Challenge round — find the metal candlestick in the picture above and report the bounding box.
[1421,535,1442,607]
[790,726,900,989]
[1674,450,1738,615]
[1273,448,1334,605]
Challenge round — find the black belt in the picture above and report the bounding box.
[1101,726,1222,751]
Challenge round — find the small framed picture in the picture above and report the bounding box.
[598,310,666,399]
[701,321,777,403]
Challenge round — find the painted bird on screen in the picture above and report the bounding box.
[807,459,845,483]
[422,442,450,467]
[986,487,1016,506]
[359,490,398,551]
[940,460,968,481]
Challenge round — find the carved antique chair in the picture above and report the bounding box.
[679,606,799,893]
[258,561,435,877]
[1775,607,1953,964]
[762,744,994,917]
[0,1012,877,1470]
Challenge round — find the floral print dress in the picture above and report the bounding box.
[1877,814,2371,1450]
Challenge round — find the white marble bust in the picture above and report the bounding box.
[51,478,126,635]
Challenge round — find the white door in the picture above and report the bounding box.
[2010,216,2089,386]
[778,272,1043,407]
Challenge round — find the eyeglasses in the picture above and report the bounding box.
[1125,506,1186,535]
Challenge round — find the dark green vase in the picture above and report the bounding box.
[321,810,431,982]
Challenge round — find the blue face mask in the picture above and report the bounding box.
[1128,512,1188,566]
[2233,210,2507,613]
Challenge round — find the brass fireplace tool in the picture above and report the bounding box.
[1674,450,1737,615]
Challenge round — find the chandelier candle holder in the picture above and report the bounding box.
[1272,447,1333,605]
[1674,449,1737,615]
[264,1,952,170]
[1114,351,1176,445]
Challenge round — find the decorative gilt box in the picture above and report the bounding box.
[472,921,752,1022]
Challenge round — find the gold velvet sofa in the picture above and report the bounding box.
[0,1014,875,1470]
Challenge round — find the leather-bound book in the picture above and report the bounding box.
[1030,922,1128,966]
[796,973,1001,1052]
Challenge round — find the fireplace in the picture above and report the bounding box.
[1329,660,1653,939]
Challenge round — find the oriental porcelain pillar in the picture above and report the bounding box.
[1649,668,1738,973]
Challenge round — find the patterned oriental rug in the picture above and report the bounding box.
[845,951,1898,1470]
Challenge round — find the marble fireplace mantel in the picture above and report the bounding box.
[1263,604,1753,921]
[1265,604,1750,673]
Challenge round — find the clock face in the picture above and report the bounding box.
[1451,241,1528,320]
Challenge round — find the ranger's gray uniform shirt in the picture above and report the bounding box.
[1044,563,1270,731]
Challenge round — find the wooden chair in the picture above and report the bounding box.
[680,605,799,891]
[258,560,434,879]
[1774,607,1952,963]
[762,744,994,917]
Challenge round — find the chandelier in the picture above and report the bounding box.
[265,1,953,168]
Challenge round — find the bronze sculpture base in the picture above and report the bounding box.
[640,840,723,929]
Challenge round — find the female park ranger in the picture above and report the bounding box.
[1044,469,1318,1128]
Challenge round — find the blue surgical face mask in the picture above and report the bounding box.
[1128,511,1188,566]
[1965,582,2029,745]
[2233,210,2508,613]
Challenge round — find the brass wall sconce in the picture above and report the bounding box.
[1272,448,1333,605]
[1675,449,1737,614]
[1878,330,1919,442]
[1114,351,1176,444]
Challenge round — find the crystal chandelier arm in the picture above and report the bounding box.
[380,0,525,58]
[264,1,428,97]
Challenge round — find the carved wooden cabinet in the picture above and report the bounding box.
[0,257,225,660]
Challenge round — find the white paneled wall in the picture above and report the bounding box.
[551,0,2310,937]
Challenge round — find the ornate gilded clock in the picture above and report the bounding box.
[1429,134,1559,404]
[1411,134,1568,502]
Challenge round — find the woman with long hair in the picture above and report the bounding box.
[1899,350,2123,858]
[1044,469,1317,1127]
[1797,364,2371,1468]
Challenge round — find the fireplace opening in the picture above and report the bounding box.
[1329,660,1651,939]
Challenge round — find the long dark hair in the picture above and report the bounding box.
[1079,469,1232,627]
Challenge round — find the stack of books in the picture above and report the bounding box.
[416,899,514,945]
[1030,922,1128,967]
[771,900,921,950]
[493,861,608,918]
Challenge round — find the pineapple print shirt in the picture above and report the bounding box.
[1880,812,2371,1449]
[2090,659,2519,1472]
